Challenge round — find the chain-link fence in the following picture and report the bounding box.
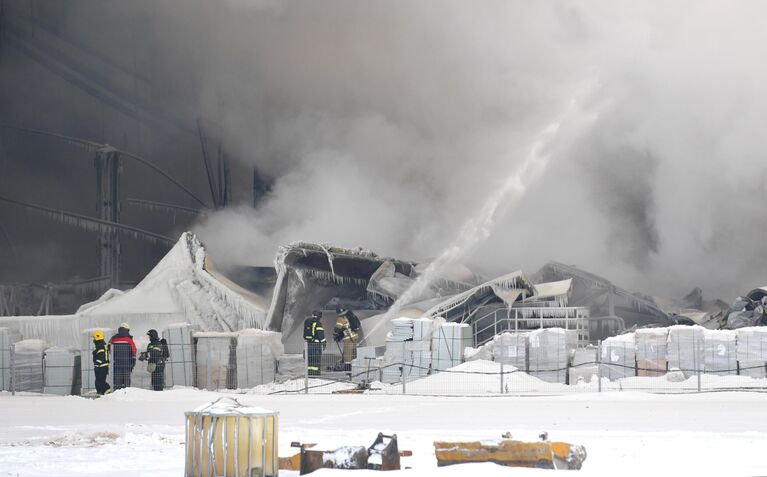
[3,325,767,396]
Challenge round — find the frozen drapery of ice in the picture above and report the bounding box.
[79,232,267,332]
[422,271,536,320]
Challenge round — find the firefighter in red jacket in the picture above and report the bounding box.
[109,323,137,389]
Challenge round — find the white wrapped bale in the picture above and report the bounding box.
[80,328,113,394]
[194,332,237,390]
[667,325,705,378]
[383,318,432,382]
[277,354,305,381]
[13,339,47,392]
[492,332,529,372]
[528,328,568,383]
[736,327,767,378]
[43,347,81,395]
[163,323,198,387]
[635,328,668,377]
[236,329,283,389]
[600,333,636,380]
[0,327,22,391]
[703,329,737,376]
[431,323,471,371]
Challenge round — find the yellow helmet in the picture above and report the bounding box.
[92,330,105,341]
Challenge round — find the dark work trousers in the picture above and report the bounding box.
[150,364,165,391]
[113,366,132,389]
[307,342,323,376]
[94,367,111,395]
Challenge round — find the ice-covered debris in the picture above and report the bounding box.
[76,288,125,313]
[192,398,275,415]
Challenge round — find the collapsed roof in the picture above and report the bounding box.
[535,261,674,333]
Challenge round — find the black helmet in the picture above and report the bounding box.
[147,329,159,339]
[311,310,322,319]
[336,306,347,315]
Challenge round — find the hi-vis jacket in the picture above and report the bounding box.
[93,340,110,368]
[304,318,326,343]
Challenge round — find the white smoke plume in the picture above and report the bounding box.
[176,1,767,300]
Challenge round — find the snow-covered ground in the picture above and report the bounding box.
[1,387,766,476]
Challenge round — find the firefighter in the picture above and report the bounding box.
[304,310,326,376]
[139,329,170,391]
[92,330,111,395]
[334,306,360,367]
[109,323,137,389]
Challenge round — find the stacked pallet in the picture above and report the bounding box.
[350,346,383,383]
[600,333,636,380]
[236,330,283,388]
[13,339,47,392]
[569,346,598,384]
[702,329,737,376]
[528,328,569,383]
[163,323,198,387]
[194,332,238,390]
[431,323,472,371]
[43,347,81,395]
[736,327,767,378]
[276,354,305,381]
[0,327,22,391]
[635,328,668,377]
[382,318,433,383]
[667,325,705,378]
[492,332,529,372]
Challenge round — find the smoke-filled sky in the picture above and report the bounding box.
[2,1,767,301]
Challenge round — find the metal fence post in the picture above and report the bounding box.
[695,336,702,393]
[597,340,602,393]
[10,342,15,396]
[304,341,309,395]
[500,363,504,394]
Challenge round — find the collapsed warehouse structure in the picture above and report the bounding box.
[3,233,767,394]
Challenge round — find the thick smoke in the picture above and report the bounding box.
[189,1,767,299]
[4,1,767,301]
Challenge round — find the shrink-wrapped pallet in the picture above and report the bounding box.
[635,328,668,377]
[736,327,767,378]
[600,333,636,380]
[431,323,472,371]
[163,323,198,387]
[236,329,283,389]
[277,354,305,381]
[667,325,705,378]
[528,328,568,383]
[13,339,47,392]
[703,329,737,376]
[194,332,237,390]
[0,327,22,391]
[43,347,81,395]
[492,332,529,372]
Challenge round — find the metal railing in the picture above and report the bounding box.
[473,306,590,347]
